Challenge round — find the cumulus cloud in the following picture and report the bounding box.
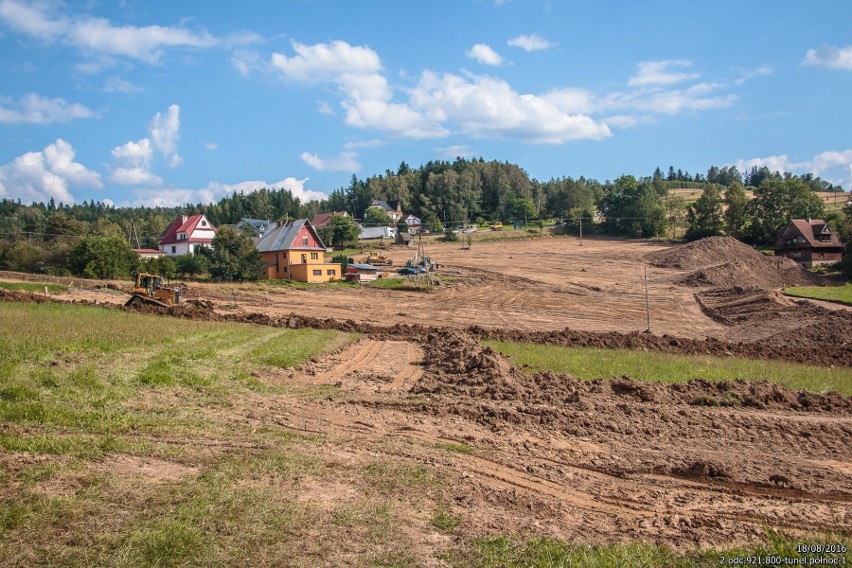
[733,149,852,189]
[128,177,328,208]
[0,92,96,124]
[409,71,611,143]
[803,44,852,70]
[109,138,162,186]
[271,40,445,139]
[299,151,362,172]
[507,34,556,52]
[150,104,181,167]
[109,104,181,185]
[628,59,700,87]
[466,43,503,66]
[0,0,254,66]
[0,138,102,204]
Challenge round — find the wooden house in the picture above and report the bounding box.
[256,219,341,282]
[344,263,379,283]
[774,219,843,268]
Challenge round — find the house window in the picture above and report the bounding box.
[310,252,319,260]
[301,254,307,263]
[327,269,336,276]
[201,220,207,226]
[302,236,309,245]
[171,246,176,253]
[312,269,322,276]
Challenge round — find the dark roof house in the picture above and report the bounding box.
[774,218,843,268]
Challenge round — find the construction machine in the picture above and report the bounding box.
[125,272,182,307]
[362,251,394,266]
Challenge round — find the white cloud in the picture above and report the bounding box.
[409,71,611,143]
[600,82,736,115]
[299,150,362,172]
[0,0,224,66]
[733,149,852,189]
[342,139,384,149]
[507,34,556,52]
[204,142,218,150]
[271,40,444,139]
[149,104,181,167]
[231,49,266,77]
[109,137,163,186]
[803,44,852,70]
[628,59,700,87]
[103,76,143,93]
[0,92,96,124]
[316,100,335,115]
[466,43,503,66]
[127,177,328,208]
[271,40,382,82]
[0,138,101,204]
[435,144,475,159]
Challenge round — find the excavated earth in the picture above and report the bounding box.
[2,236,850,552]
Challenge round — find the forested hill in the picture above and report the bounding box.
[0,157,846,251]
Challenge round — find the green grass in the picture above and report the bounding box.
[485,341,852,395]
[452,532,850,568]
[784,283,852,305]
[0,301,368,566]
[370,277,432,291]
[0,280,67,294]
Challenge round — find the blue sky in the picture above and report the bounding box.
[1,0,851,207]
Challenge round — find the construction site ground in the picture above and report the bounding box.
[1,234,850,565]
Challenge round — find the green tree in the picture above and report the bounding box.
[327,215,360,247]
[68,236,137,279]
[746,178,825,244]
[364,207,392,227]
[175,253,208,279]
[684,184,724,241]
[723,182,750,238]
[598,176,666,238]
[207,226,263,281]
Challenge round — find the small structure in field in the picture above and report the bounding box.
[132,248,165,260]
[396,232,413,247]
[774,219,843,268]
[344,263,379,283]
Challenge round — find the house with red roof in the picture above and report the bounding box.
[158,214,218,256]
[310,210,349,229]
[256,219,341,282]
[774,218,843,268]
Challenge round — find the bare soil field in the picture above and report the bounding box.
[2,235,850,564]
[41,234,850,344]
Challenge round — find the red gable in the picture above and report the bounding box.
[159,214,217,245]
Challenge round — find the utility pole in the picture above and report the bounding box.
[644,266,651,332]
[578,215,583,246]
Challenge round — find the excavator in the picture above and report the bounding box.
[125,272,182,307]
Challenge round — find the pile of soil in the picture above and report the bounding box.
[695,287,820,325]
[412,329,851,412]
[646,236,821,289]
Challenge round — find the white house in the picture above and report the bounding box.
[158,214,218,256]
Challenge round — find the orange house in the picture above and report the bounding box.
[256,219,341,282]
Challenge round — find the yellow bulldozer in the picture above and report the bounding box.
[125,272,182,307]
[362,251,393,266]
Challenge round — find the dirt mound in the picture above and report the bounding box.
[411,329,851,411]
[678,258,819,289]
[647,236,769,270]
[646,236,821,289]
[696,288,815,325]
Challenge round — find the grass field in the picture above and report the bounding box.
[0,280,67,294]
[485,341,852,395]
[1,302,848,566]
[784,283,852,306]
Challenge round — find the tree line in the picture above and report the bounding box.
[0,158,849,279]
